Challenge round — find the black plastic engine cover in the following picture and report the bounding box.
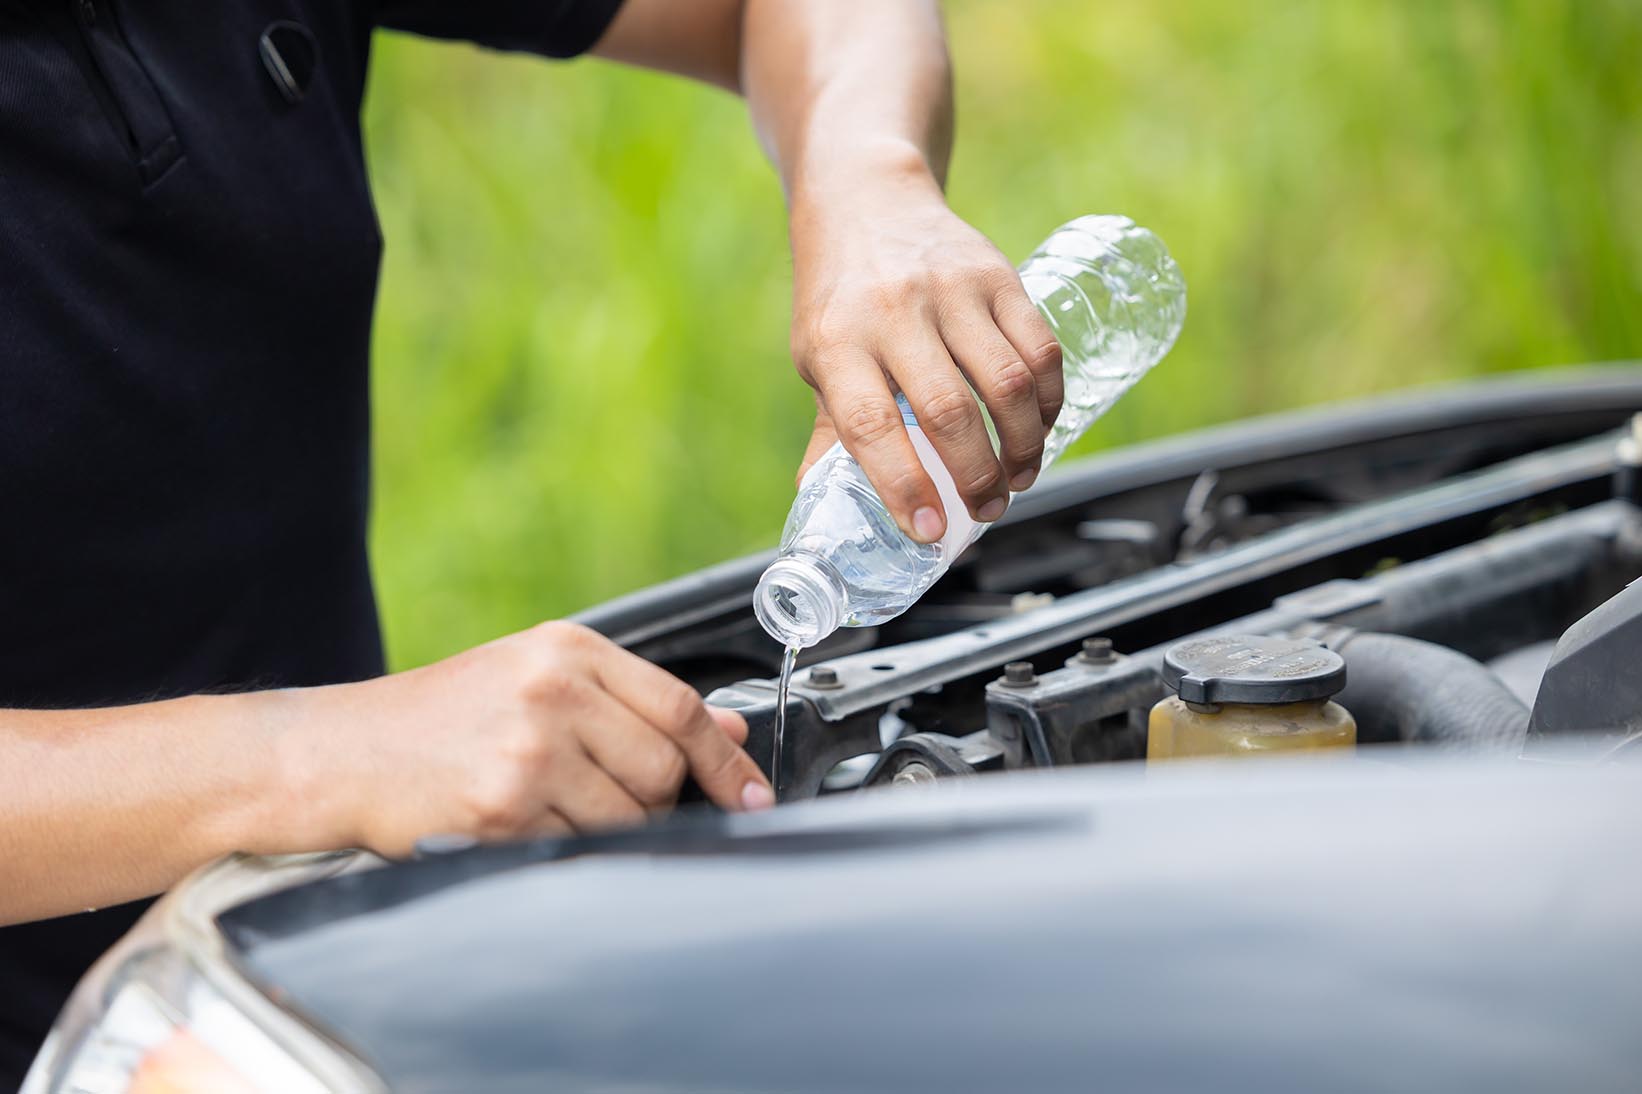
[1529,572,1642,756]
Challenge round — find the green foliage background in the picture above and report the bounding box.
[362,0,1641,670]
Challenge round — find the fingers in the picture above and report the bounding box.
[888,333,1010,524]
[521,806,575,840]
[989,274,1064,433]
[548,745,652,833]
[938,299,1045,493]
[708,703,749,746]
[590,641,774,813]
[574,688,690,812]
[809,345,947,543]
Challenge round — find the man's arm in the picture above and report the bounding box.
[0,622,769,925]
[595,0,1064,543]
[1,692,284,923]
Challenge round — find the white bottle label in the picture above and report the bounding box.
[898,396,985,559]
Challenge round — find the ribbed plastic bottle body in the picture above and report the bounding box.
[1022,216,1189,467]
[756,397,978,646]
[754,216,1185,649]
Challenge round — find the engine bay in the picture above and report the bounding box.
[574,369,1642,801]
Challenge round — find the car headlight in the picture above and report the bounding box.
[22,853,385,1094]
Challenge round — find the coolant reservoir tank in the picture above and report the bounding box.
[1148,634,1356,760]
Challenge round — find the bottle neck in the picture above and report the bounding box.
[754,553,847,649]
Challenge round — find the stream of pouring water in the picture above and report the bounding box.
[772,645,797,797]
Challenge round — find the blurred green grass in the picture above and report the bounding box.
[362,0,1641,670]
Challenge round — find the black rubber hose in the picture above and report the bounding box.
[1332,632,1529,753]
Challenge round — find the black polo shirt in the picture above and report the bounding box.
[0,0,623,1083]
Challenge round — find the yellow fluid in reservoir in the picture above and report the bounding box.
[1148,697,1356,761]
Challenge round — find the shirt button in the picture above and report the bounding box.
[75,0,96,25]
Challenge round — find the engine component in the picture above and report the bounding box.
[1326,631,1529,752]
[979,501,1630,777]
[1615,414,1642,505]
[709,493,1637,798]
[1528,577,1642,758]
[1147,635,1355,760]
[862,731,1005,787]
[1487,641,1558,706]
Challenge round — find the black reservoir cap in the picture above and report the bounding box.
[1162,634,1346,706]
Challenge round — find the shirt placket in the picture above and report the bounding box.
[70,0,182,186]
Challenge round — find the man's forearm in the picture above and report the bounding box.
[592,0,955,190]
[595,1,1055,544]
[734,0,1062,542]
[741,0,954,202]
[0,692,301,925]
[0,619,772,927]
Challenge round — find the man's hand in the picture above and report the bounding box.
[281,621,773,859]
[788,148,1063,543]
[0,621,772,924]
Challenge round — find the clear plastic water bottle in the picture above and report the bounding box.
[754,215,1186,649]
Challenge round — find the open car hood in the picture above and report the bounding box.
[218,756,1642,1093]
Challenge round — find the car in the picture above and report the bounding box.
[23,365,1642,1093]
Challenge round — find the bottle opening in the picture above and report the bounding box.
[754,555,844,649]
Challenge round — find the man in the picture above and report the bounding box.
[0,0,1062,1082]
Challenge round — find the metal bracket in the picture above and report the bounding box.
[862,731,1004,787]
[705,678,882,802]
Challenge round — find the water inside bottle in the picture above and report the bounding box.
[778,436,974,632]
[772,645,797,795]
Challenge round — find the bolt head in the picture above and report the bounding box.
[1079,636,1117,665]
[1002,661,1037,687]
[807,665,840,688]
[891,762,937,786]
